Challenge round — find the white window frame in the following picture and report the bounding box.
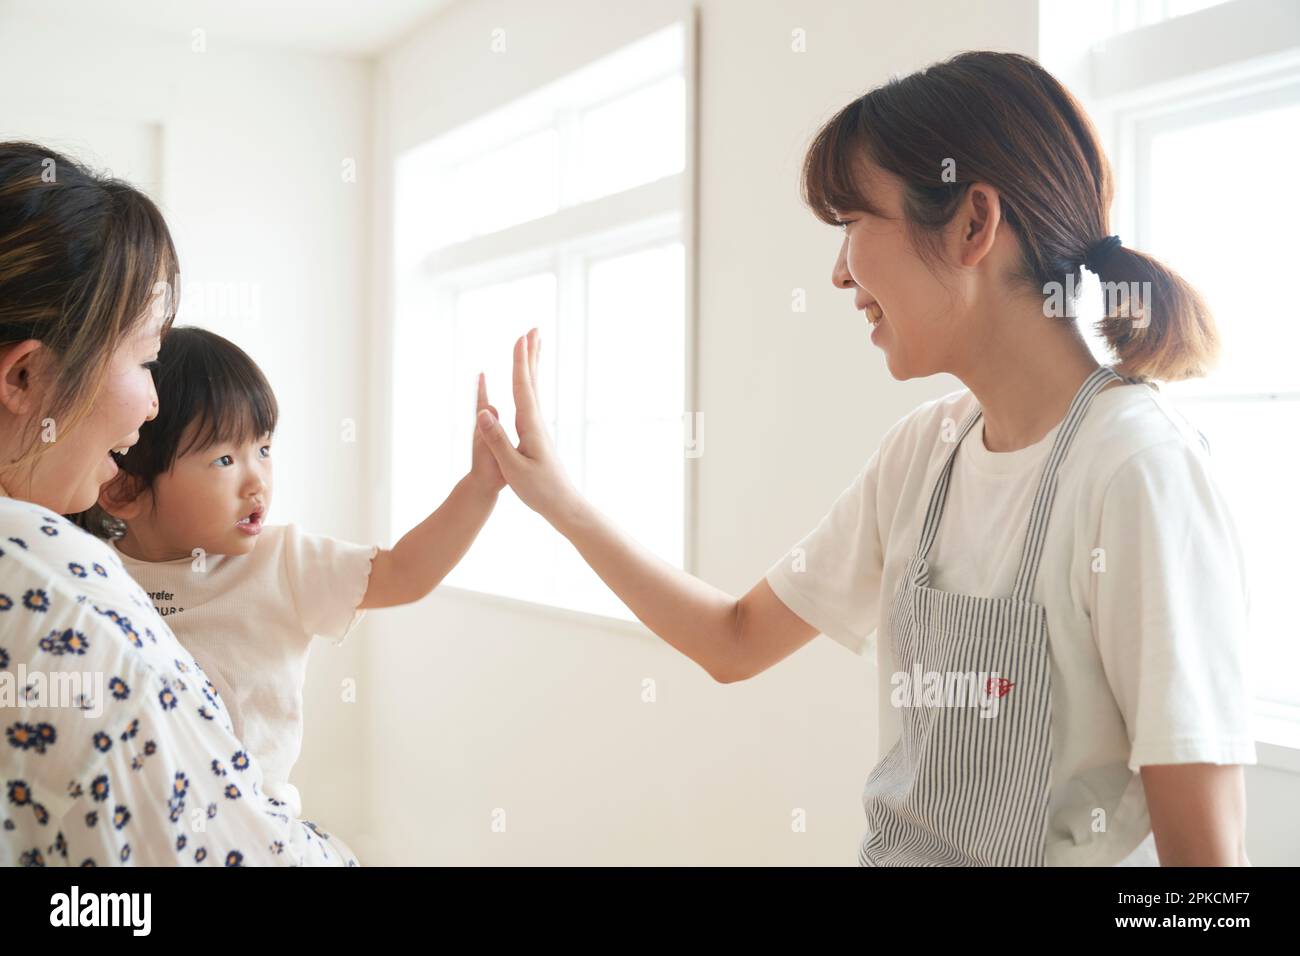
[388,16,699,623]
[1054,0,1300,768]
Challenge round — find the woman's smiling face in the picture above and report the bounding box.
[1,313,163,514]
[828,161,964,380]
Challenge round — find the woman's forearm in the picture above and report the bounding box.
[552,497,743,681]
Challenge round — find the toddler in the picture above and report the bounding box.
[77,325,504,829]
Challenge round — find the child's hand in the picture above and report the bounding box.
[469,372,507,495]
[475,328,583,526]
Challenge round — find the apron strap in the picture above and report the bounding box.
[915,365,1124,602]
[1011,364,1122,602]
[915,406,984,562]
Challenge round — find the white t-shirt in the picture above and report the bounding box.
[110,525,377,818]
[765,381,1257,867]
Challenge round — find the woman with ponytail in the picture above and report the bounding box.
[475,51,1255,866]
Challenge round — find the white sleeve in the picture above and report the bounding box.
[283,524,378,646]
[1090,439,1258,772]
[763,446,885,655]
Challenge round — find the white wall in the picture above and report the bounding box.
[0,11,375,837]
[363,0,1040,865]
[8,0,1291,867]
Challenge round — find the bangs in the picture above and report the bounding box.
[139,325,279,465]
[178,379,276,457]
[174,360,278,460]
[801,98,888,224]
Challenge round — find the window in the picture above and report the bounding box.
[1046,0,1300,753]
[390,21,693,621]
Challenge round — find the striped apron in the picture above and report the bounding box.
[859,364,1124,866]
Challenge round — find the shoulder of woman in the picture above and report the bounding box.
[874,385,978,469]
[1073,382,1213,486]
[0,498,180,686]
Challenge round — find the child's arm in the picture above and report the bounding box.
[359,373,506,609]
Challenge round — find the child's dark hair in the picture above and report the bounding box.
[70,325,278,538]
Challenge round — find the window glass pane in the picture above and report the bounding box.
[437,273,558,595]
[585,242,685,420]
[578,75,686,202]
[432,129,559,247]
[1146,98,1300,396]
[1170,398,1300,709]
[584,419,684,569]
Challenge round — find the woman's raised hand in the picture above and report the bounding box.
[476,328,583,527]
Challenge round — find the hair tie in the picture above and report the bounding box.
[1083,234,1122,274]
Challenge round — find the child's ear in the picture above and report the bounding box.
[97,472,149,522]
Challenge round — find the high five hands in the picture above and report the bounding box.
[475,328,583,526]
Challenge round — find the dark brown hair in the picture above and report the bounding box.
[802,51,1219,381]
[0,141,180,475]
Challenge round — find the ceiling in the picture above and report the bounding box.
[0,0,455,57]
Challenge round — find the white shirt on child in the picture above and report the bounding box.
[111,525,377,819]
[764,381,1257,867]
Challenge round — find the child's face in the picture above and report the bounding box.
[148,427,274,557]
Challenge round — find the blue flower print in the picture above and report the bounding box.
[90,775,109,802]
[67,563,87,578]
[91,605,142,648]
[6,722,56,754]
[113,805,130,830]
[231,751,249,772]
[108,676,130,700]
[38,628,89,656]
[21,588,48,612]
[92,732,111,753]
[7,779,31,806]
[158,687,178,710]
[225,850,243,866]
[224,784,241,800]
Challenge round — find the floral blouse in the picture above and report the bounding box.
[0,496,355,866]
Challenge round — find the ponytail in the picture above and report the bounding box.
[1089,244,1220,383]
